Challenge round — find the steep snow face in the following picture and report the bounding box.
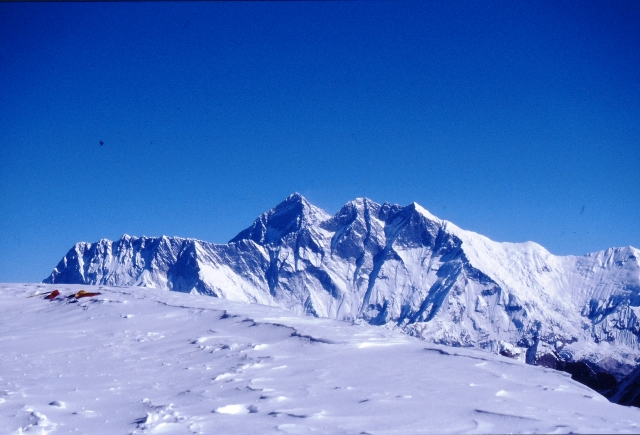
[45,235,274,305]
[440,221,640,370]
[46,235,184,289]
[45,194,640,383]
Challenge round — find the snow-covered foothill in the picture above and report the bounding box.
[2,283,640,434]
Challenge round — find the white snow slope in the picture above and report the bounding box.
[44,194,640,384]
[2,283,640,434]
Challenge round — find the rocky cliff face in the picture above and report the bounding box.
[45,193,640,397]
[611,363,640,407]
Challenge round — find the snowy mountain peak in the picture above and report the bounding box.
[322,197,381,230]
[229,193,330,245]
[411,202,442,224]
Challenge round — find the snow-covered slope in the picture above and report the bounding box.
[45,193,640,390]
[2,283,640,434]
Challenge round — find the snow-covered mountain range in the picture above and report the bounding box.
[45,193,640,397]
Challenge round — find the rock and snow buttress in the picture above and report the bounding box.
[45,193,640,400]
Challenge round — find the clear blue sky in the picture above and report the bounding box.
[1,1,639,282]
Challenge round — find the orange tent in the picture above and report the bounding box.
[74,290,101,299]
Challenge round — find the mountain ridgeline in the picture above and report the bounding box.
[45,193,640,400]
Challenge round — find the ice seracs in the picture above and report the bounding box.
[44,194,640,400]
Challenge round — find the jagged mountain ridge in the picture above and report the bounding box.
[45,193,640,388]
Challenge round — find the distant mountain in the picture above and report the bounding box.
[45,193,640,399]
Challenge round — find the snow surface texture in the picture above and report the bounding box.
[45,193,640,384]
[2,283,640,434]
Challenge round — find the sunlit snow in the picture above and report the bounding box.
[2,283,640,434]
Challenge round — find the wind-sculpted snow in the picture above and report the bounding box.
[3,283,640,434]
[45,193,640,395]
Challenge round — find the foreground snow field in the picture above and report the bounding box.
[1,284,640,434]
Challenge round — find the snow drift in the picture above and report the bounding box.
[3,283,640,434]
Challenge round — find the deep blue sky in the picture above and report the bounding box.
[1,1,639,282]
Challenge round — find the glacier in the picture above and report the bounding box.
[45,193,640,397]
